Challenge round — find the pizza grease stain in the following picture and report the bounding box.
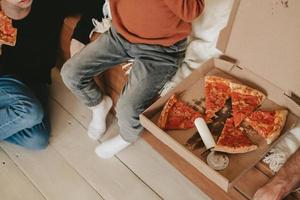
[186,99,232,151]
[185,132,204,150]
[271,0,289,15]
[281,0,289,8]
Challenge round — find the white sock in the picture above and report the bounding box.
[88,96,113,140]
[95,135,131,159]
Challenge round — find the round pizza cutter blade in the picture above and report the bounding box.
[207,151,229,171]
[194,117,229,171]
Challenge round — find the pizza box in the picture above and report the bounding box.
[140,0,300,192]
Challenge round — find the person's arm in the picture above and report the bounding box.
[253,147,300,200]
[163,0,205,22]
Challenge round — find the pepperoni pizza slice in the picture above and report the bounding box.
[204,76,231,120]
[158,94,202,130]
[244,109,288,144]
[214,118,257,154]
[0,11,17,46]
[230,82,266,127]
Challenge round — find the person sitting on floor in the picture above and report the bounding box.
[0,0,104,149]
[61,0,205,158]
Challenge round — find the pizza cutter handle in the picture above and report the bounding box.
[194,117,216,150]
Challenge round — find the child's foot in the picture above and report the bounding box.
[88,96,113,140]
[95,135,130,159]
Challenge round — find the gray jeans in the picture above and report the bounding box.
[61,27,186,142]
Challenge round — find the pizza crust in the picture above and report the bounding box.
[205,76,231,119]
[214,118,258,154]
[205,75,232,84]
[244,109,288,145]
[266,109,288,144]
[214,144,257,154]
[157,94,177,129]
[230,82,266,102]
[230,82,266,126]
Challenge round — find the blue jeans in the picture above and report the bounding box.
[61,27,186,142]
[0,76,50,150]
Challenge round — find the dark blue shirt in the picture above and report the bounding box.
[0,0,104,85]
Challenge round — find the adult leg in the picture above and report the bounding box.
[5,117,50,150]
[96,39,187,158]
[0,76,49,150]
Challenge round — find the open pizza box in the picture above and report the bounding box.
[140,0,300,192]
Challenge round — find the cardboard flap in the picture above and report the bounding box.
[225,0,300,98]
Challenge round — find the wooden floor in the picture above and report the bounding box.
[0,68,211,200]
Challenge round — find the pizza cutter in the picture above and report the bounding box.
[194,118,229,171]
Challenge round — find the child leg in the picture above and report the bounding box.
[96,39,187,158]
[61,28,130,139]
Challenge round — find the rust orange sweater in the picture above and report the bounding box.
[110,0,205,46]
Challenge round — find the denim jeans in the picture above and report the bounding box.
[61,27,186,142]
[0,76,50,149]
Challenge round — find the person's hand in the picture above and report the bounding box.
[70,39,85,57]
[253,178,288,200]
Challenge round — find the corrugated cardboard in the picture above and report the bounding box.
[140,0,300,192]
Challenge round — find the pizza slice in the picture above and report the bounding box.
[244,109,288,144]
[214,118,257,154]
[158,94,202,130]
[204,76,231,120]
[230,82,266,127]
[0,11,17,46]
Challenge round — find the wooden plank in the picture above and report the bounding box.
[234,167,269,199]
[50,68,213,200]
[114,129,211,200]
[255,162,274,178]
[228,188,248,200]
[142,131,232,200]
[0,147,45,200]
[49,99,160,200]
[0,143,103,200]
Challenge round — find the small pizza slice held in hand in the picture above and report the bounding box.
[230,82,266,127]
[214,118,257,154]
[0,11,17,46]
[244,109,288,144]
[158,94,202,130]
[204,76,231,120]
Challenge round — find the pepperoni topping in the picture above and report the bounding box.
[248,111,276,123]
[246,111,277,137]
[217,118,253,147]
[231,92,262,126]
[205,79,231,119]
[165,100,202,129]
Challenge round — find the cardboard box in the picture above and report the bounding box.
[140,0,300,192]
